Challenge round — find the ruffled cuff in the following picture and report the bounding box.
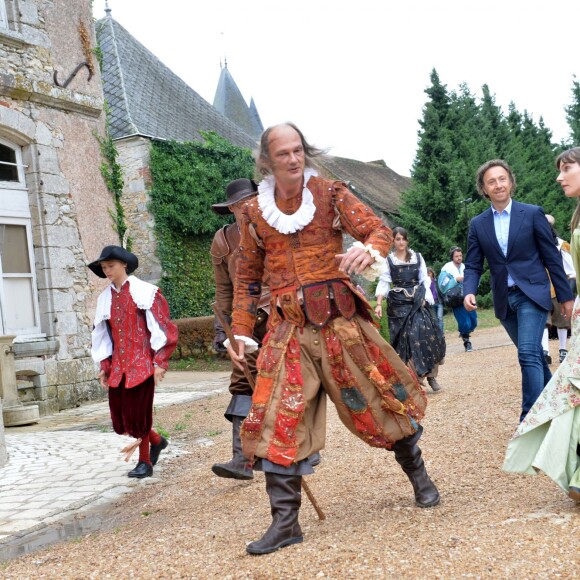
[224,335,259,354]
[350,241,387,281]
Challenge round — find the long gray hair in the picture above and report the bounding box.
[255,122,326,177]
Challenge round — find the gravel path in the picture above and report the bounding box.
[2,326,578,579]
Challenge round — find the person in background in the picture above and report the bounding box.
[210,179,270,480]
[427,266,444,333]
[375,227,446,393]
[463,159,574,422]
[89,246,178,479]
[503,146,580,500]
[440,247,477,352]
[541,214,575,364]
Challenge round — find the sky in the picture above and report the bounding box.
[92,0,579,177]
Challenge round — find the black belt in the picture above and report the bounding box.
[508,285,520,293]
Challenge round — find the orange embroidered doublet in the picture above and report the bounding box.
[232,176,393,336]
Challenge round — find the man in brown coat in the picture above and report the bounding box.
[210,179,270,479]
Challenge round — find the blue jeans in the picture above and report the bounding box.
[500,288,550,422]
[431,303,444,333]
[452,305,478,335]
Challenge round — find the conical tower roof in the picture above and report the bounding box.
[213,65,263,140]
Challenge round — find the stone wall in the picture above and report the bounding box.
[116,136,161,283]
[0,0,116,415]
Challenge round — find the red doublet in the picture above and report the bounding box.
[100,282,178,388]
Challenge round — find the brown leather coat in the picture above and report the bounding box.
[211,222,270,348]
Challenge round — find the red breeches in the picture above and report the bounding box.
[108,375,155,439]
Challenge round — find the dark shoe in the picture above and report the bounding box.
[308,452,321,467]
[427,377,442,392]
[212,416,254,480]
[544,350,552,365]
[461,334,472,352]
[150,436,168,466]
[560,349,568,363]
[128,461,153,479]
[392,433,440,508]
[246,473,303,555]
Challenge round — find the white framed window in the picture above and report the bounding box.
[0,139,41,337]
[0,219,40,335]
[0,1,8,29]
[0,139,25,187]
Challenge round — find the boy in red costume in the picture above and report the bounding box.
[89,246,178,478]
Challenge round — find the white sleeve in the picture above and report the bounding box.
[146,309,168,352]
[418,257,434,305]
[375,263,392,298]
[91,321,113,363]
[561,249,576,278]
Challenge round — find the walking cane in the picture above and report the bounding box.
[212,303,326,521]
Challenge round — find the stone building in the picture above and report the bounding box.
[96,10,258,283]
[96,8,412,286]
[0,0,116,417]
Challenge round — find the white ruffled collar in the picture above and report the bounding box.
[93,276,159,325]
[257,168,318,234]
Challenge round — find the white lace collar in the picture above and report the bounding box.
[257,168,318,234]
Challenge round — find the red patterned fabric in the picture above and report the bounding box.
[266,335,305,465]
[322,324,391,448]
[241,321,295,462]
[105,282,178,389]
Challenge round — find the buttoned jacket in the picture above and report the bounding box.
[463,200,574,320]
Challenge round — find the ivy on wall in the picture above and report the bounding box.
[148,132,255,318]
[95,121,131,250]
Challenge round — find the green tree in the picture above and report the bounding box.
[565,76,580,146]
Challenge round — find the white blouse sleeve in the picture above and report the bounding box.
[375,260,392,298]
[91,321,113,363]
[146,309,168,352]
[418,255,434,305]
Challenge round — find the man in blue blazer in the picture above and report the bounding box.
[463,159,574,422]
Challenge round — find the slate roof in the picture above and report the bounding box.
[315,156,411,216]
[95,15,257,149]
[213,66,263,140]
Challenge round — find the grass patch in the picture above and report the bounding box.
[155,426,170,439]
[169,355,231,372]
[442,308,499,333]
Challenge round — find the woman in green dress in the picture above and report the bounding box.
[503,147,580,500]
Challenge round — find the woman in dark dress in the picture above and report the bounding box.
[374,227,446,391]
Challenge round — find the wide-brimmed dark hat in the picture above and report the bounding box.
[211,178,258,215]
[88,245,139,278]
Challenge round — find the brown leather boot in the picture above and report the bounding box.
[211,416,253,480]
[392,430,440,508]
[246,473,303,555]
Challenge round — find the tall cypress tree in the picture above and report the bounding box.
[565,76,580,146]
[395,69,458,264]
